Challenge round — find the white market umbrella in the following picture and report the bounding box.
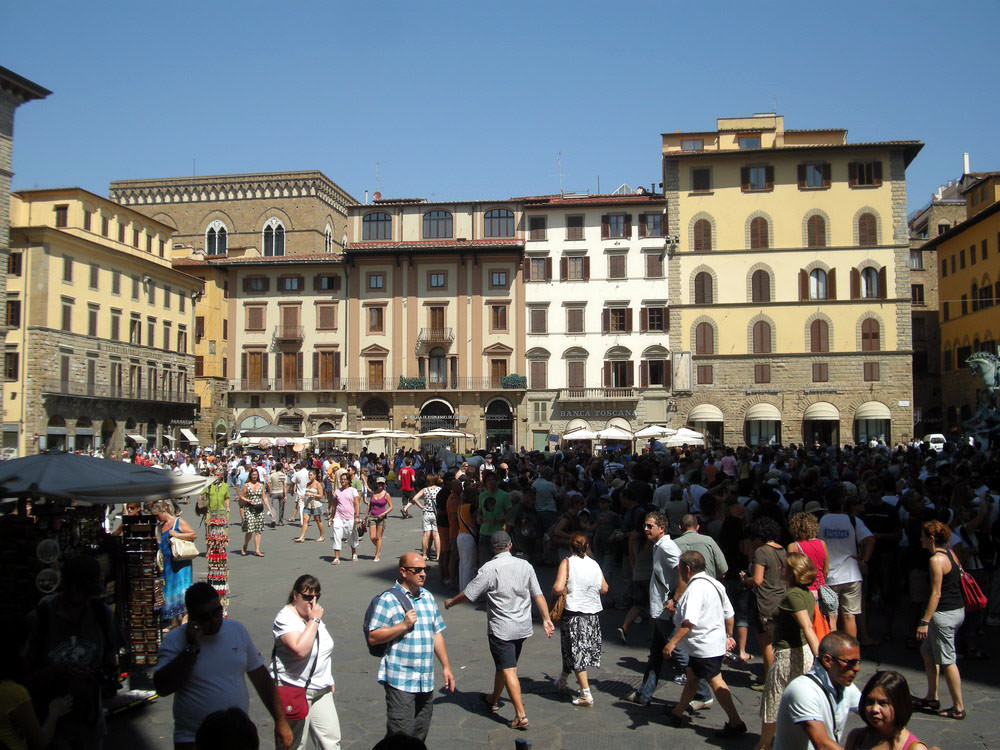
[417,428,474,439]
[312,430,362,440]
[634,425,677,439]
[0,452,213,504]
[665,427,705,447]
[596,426,635,441]
[562,427,598,441]
[362,430,416,440]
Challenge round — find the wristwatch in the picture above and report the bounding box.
[312,618,322,624]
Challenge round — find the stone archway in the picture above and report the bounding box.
[484,398,513,450]
[419,399,456,432]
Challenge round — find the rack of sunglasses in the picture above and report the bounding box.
[121,515,163,666]
[205,510,229,616]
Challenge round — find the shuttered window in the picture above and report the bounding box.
[694,272,713,304]
[752,321,772,354]
[750,217,769,249]
[848,161,882,187]
[810,319,830,353]
[863,362,880,381]
[751,270,770,303]
[246,306,265,331]
[566,308,584,333]
[529,308,547,334]
[645,253,664,278]
[608,254,627,279]
[695,322,714,354]
[697,364,713,384]
[317,304,336,330]
[694,219,712,252]
[861,319,880,351]
[807,215,826,248]
[566,215,584,240]
[812,363,828,382]
[754,364,770,383]
[857,213,877,246]
[529,360,547,389]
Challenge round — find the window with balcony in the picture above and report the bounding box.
[428,347,448,387]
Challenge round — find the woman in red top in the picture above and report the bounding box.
[787,511,832,637]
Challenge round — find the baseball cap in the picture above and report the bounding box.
[376,476,387,484]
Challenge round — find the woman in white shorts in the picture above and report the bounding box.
[411,474,442,561]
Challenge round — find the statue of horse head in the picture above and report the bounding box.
[966,351,1000,393]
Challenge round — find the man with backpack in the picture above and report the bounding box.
[364,553,455,742]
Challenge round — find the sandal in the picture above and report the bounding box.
[510,716,530,730]
[912,697,940,711]
[253,552,264,557]
[293,538,305,543]
[480,693,501,712]
[936,707,966,720]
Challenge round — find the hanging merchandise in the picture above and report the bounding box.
[205,510,230,616]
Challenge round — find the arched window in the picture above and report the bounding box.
[857,212,877,246]
[324,225,333,253]
[751,269,771,303]
[694,272,713,304]
[694,219,712,252]
[750,217,769,249]
[484,209,515,238]
[809,269,828,300]
[810,319,830,353]
[263,218,285,257]
[423,210,453,239]
[205,220,227,255]
[752,321,772,354]
[861,318,881,351]
[695,322,714,354]
[362,212,392,241]
[861,267,879,298]
[806,215,826,248]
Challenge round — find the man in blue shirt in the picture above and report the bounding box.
[367,553,456,741]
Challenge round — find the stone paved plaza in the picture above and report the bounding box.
[108,505,1000,750]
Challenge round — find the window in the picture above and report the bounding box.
[368,306,385,333]
[147,281,156,305]
[117,223,126,243]
[88,305,99,337]
[861,318,880,351]
[206,221,227,255]
[132,228,140,248]
[751,270,770,303]
[961,295,968,315]
[909,249,924,269]
[490,270,508,288]
[263,218,285,256]
[316,303,337,330]
[912,316,926,341]
[7,253,21,276]
[83,211,92,231]
[422,211,453,239]
[861,267,880,299]
[5,300,20,328]
[644,307,666,332]
[863,362,880,381]
[146,235,153,253]
[223,319,228,338]
[567,360,586,388]
[749,216,769,249]
[129,314,141,345]
[738,135,761,149]
[741,165,773,192]
[529,308,547,334]
[807,215,826,248]
[528,216,546,241]
[60,298,73,332]
[697,365,714,384]
[694,272,713,304]
[566,307,584,333]
[809,269,828,300]
[951,255,956,273]
[245,277,269,293]
[177,327,188,353]
[529,360,547,389]
[245,306,265,331]
[810,319,830,353]
[128,275,138,300]
[857,213,877,246]
[849,161,882,187]
[368,273,385,290]
[754,364,771,383]
[644,359,669,388]
[911,284,925,305]
[812,362,829,382]
[280,276,304,292]
[695,322,714,354]
[62,256,73,282]
[110,310,121,341]
[566,215,584,240]
[4,352,18,381]
[942,301,950,321]
[959,249,966,269]
[752,321,772,354]
[608,254,626,279]
[936,223,950,235]
[428,272,446,289]
[111,271,121,295]
[681,139,704,151]
[606,308,629,333]
[970,244,977,265]
[490,305,508,332]
[645,253,664,278]
[101,216,109,236]
[163,285,171,308]
[604,214,628,239]
[527,258,550,281]
[315,275,340,291]
[484,209,515,238]
[363,212,392,241]
[324,226,333,254]
[694,219,712,251]
[54,204,68,227]
[640,213,663,237]
[563,256,587,281]
[691,168,711,193]
[798,163,830,189]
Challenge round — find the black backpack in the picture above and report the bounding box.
[363,587,413,657]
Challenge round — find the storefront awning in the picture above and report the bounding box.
[688,404,724,422]
[745,403,781,421]
[803,402,839,421]
[162,434,176,441]
[855,401,891,420]
[180,428,199,443]
[126,434,147,444]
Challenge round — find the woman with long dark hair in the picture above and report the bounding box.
[239,467,271,556]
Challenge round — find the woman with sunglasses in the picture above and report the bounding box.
[272,575,340,749]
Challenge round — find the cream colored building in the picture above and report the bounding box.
[6,189,201,454]
[663,114,922,445]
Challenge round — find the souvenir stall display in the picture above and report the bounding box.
[205,509,230,615]
[119,514,164,666]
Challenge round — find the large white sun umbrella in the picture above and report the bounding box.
[312,430,363,440]
[562,426,599,440]
[362,430,416,440]
[634,425,677,439]
[665,427,705,447]
[0,452,214,504]
[416,428,474,439]
[595,426,635,441]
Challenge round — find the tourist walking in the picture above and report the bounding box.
[240,468,271,556]
[411,474,442,561]
[330,473,360,564]
[268,466,288,525]
[150,500,197,628]
[294,469,326,543]
[367,477,393,562]
[456,484,479,591]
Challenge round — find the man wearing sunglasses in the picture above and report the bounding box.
[154,583,293,750]
[774,631,862,750]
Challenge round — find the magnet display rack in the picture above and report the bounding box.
[120,515,164,667]
[205,510,229,616]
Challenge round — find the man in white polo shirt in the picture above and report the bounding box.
[819,487,874,638]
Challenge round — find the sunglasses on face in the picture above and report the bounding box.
[831,656,862,670]
[298,593,320,602]
[404,566,427,574]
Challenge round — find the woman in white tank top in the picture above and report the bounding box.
[551,532,608,706]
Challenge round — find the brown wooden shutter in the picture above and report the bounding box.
[242,277,251,292]
[663,359,672,388]
[626,361,635,387]
[740,167,750,191]
[765,166,774,190]
[850,268,861,299]
[297,353,303,385]
[333,352,341,378]
[640,308,648,332]
[877,267,887,298]
[312,352,319,382]
[625,308,633,332]
[333,276,341,291]
[582,257,590,280]
[263,352,269,379]
[523,259,531,281]
[241,352,247,379]
[797,164,806,188]
[601,308,610,333]
[195,316,205,338]
[822,163,831,187]
[624,214,632,238]
[313,275,322,291]
[828,268,837,300]
[602,361,611,387]
[799,269,808,301]
[873,161,883,185]
[560,257,568,280]
[545,258,552,280]
[848,163,858,187]
[663,307,670,331]
[601,215,609,239]
[640,361,648,387]
[638,215,647,238]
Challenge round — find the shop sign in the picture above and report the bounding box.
[556,409,636,418]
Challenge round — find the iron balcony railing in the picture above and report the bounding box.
[228,377,526,392]
[273,325,304,341]
[416,327,455,344]
[42,379,199,405]
[558,387,638,400]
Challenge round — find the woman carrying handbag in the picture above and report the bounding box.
[271,574,341,749]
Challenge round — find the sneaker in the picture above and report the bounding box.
[624,691,650,706]
[572,692,594,707]
[716,721,748,737]
[688,698,715,712]
[351,554,359,561]
[617,627,627,644]
[331,558,340,565]
[673,674,688,686]
[750,680,765,692]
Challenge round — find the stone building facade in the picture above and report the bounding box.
[662,114,923,446]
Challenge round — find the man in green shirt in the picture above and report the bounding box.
[202,468,230,518]
[477,471,511,564]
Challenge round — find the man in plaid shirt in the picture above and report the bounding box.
[367,552,456,741]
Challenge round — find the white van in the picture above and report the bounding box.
[921,433,947,452]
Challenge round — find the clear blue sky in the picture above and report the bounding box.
[6,0,999,211]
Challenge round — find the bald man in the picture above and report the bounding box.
[366,553,455,741]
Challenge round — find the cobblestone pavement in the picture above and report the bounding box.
[108,506,1000,749]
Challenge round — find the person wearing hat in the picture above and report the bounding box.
[366,476,394,562]
[445,531,554,730]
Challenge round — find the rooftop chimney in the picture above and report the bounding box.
[963,152,971,175]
